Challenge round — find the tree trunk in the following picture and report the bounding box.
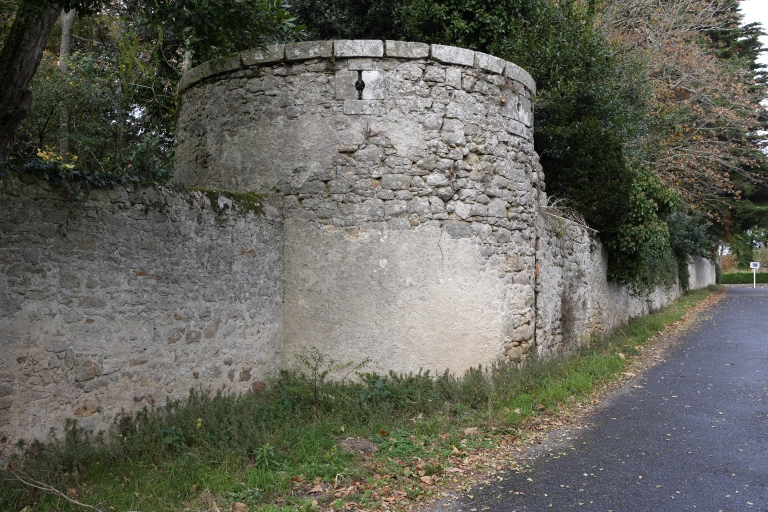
[0,1,62,163]
[59,7,76,162]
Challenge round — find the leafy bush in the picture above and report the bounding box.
[604,163,679,293]
[128,0,304,66]
[539,116,632,235]
[667,209,710,290]
[289,0,405,40]
[3,153,171,199]
[15,48,174,185]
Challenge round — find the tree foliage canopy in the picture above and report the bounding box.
[0,0,301,167]
[125,0,301,67]
[599,0,767,204]
[0,0,301,185]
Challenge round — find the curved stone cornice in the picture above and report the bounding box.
[178,40,536,96]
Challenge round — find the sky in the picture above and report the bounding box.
[740,0,768,65]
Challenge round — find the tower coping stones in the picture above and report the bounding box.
[178,40,536,96]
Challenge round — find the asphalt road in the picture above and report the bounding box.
[435,287,768,512]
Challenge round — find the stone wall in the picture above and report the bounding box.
[688,255,717,290]
[0,176,283,444]
[0,40,717,444]
[534,210,717,356]
[174,40,542,375]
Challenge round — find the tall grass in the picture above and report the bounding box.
[0,287,717,511]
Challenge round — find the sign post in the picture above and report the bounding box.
[750,262,760,288]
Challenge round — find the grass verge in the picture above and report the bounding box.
[0,287,720,512]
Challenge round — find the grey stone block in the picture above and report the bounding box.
[347,58,376,70]
[178,68,202,93]
[423,66,446,83]
[45,340,70,353]
[285,41,333,61]
[335,70,359,100]
[431,44,474,66]
[507,119,531,140]
[179,55,242,92]
[384,200,408,216]
[0,383,12,398]
[504,61,537,95]
[361,70,386,100]
[474,52,506,74]
[387,217,411,229]
[488,198,508,218]
[425,173,450,187]
[443,220,472,239]
[381,174,412,190]
[407,197,430,215]
[343,100,380,115]
[334,40,384,58]
[203,55,243,76]
[385,40,429,59]
[445,68,461,89]
[23,247,41,264]
[74,359,102,382]
[241,44,285,66]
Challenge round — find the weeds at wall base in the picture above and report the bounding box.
[0,287,718,511]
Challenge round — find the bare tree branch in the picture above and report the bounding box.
[6,465,106,512]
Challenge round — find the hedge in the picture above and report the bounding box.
[720,272,768,284]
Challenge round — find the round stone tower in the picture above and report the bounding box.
[174,40,542,374]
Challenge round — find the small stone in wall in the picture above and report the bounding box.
[23,247,42,264]
[0,383,13,399]
[204,318,221,339]
[185,330,202,344]
[167,327,184,343]
[74,360,101,382]
[73,398,100,418]
[506,345,525,362]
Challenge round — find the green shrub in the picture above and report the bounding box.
[604,163,679,293]
[666,209,710,291]
[540,117,632,235]
[720,272,768,284]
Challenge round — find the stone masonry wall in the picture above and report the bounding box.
[0,41,717,444]
[174,40,542,375]
[0,175,283,445]
[535,210,717,355]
